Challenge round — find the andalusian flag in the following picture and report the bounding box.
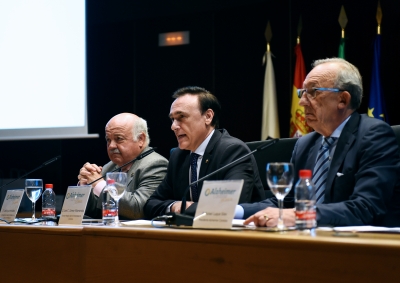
[368,35,387,121]
[338,38,345,59]
[261,45,280,140]
[338,6,347,59]
[289,43,311,137]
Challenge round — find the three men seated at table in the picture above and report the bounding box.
[79,58,400,228]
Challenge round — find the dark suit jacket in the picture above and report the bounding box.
[241,113,400,227]
[144,129,266,219]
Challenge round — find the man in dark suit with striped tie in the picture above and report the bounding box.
[242,58,400,227]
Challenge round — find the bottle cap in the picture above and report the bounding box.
[45,184,53,189]
[107,179,115,185]
[299,170,312,178]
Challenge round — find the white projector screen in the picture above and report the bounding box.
[0,0,98,141]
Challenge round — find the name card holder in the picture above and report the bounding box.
[59,186,91,225]
[0,190,24,223]
[193,180,243,229]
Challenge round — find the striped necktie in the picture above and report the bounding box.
[190,153,200,202]
[313,137,337,204]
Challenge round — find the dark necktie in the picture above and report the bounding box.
[190,153,200,202]
[312,137,337,204]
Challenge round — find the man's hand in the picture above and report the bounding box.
[243,207,296,227]
[78,162,103,187]
[171,201,194,214]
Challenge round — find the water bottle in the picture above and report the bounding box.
[102,179,117,225]
[42,184,56,219]
[295,169,316,230]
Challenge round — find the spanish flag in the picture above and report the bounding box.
[289,43,312,137]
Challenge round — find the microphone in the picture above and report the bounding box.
[164,138,279,226]
[0,155,61,190]
[87,147,157,185]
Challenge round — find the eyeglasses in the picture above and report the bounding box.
[297,87,346,99]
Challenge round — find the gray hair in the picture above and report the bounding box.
[132,117,150,146]
[312,58,363,109]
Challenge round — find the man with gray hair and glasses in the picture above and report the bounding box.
[78,113,168,220]
[242,58,400,227]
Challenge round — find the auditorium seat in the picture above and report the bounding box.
[391,125,400,152]
[246,138,298,198]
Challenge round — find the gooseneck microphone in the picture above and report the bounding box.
[163,138,279,226]
[0,155,61,190]
[87,147,156,185]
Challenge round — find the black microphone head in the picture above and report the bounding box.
[43,155,61,166]
[256,138,279,151]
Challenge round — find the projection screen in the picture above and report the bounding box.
[0,0,98,140]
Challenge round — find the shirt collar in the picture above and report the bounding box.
[329,115,351,139]
[192,129,215,157]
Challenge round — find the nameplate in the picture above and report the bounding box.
[0,190,24,223]
[59,186,91,225]
[193,180,243,229]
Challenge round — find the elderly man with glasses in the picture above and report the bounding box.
[240,58,400,227]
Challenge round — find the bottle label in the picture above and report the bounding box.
[295,210,316,220]
[42,208,56,217]
[103,208,117,217]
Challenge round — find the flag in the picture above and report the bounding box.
[289,43,312,137]
[338,6,347,59]
[261,47,280,139]
[368,35,388,122]
[338,37,345,59]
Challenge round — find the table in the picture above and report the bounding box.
[1,223,399,283]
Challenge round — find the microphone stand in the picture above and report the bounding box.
[0,155,61,190]
[87,147,156,185]
[164,138,279,226]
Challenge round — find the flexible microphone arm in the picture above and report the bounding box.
[87,147,157,185]
[0,155,61,190]
[180,138,279,214]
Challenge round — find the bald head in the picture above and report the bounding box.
[105,113,150,167]
[312,58,363,109]
[106,113,150,145]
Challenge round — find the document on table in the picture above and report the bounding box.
[121,220,166,227]
[318,226,400,233]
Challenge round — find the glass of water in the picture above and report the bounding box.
[106,172,127,226]
[266,163,294,230]
[25,179,43,220]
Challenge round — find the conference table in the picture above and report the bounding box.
[0,221,399,283]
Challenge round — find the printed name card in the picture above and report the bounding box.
[59,186,91,225]
[0,190,24,223]
[193,180,243,229]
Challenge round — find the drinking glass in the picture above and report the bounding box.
[266,163,294,230]
[106,172,127,226]
[25,179,43,220]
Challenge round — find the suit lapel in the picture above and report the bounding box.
[125,146,152,186]
[126,159,138,187]
[199,129,222,178]
[324,113,359,202]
